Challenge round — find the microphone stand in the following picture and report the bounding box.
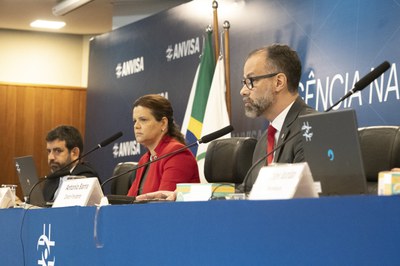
[241,61,391,194]
[26,131,123,205]
[101,142,199,189]
[45,131,123,180]
[325,91,356,112]
[241,130,301,194]
[101,125,234,191]
[326,61,390,112]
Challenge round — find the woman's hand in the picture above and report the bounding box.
[135,190,176,201]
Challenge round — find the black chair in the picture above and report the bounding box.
[358,126,400,194]
[204,137,257,184]
[110,162,137,195]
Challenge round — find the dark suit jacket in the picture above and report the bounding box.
[238,96,316,193]
[42,161,99,202]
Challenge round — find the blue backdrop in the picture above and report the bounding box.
[86,0,400,191]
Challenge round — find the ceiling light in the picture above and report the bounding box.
[52,0,94,16]
[30,20,66,29]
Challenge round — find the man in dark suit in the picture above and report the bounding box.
[237,44,316,193]
[42,125,99,202]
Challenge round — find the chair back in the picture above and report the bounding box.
[358,126,400,193]
[110,162,137,195]
[204,137,257,184]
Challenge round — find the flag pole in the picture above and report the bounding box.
[212,1,220,64]
[223,20,232,120]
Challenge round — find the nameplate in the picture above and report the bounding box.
[52,177,104,208]
[176,183,235,201]
[0,187,14,208]
[249,162,318,200]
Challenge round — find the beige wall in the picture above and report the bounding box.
[0,29,91,87]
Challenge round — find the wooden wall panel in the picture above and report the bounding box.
[0,83,87,199]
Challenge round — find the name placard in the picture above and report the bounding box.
[52,177,104,208]
[249,162,318,200]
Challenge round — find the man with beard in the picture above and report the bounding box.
[237,44,316,194]
[42,125,99,202]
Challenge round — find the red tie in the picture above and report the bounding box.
[267,124,277,165]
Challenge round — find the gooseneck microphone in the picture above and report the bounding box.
[326,61,390,111]
[199,126,234,144]
[98,131,124,148]
[101,125,234,190]
[241,61,391,194]
[46,131,123,180]
[26,131,123,205]
[241,131,301,193]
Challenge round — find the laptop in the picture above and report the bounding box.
[14,155,46,206]
[298,109,367,196]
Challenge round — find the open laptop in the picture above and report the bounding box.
[298,109,367,196]
[14,155,46,206]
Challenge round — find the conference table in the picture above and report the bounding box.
[1,195,399,265]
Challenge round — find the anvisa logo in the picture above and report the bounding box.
[113,140,141,158]
[301,121,313,142]
[37,224,56,266]
[115,56,144,78]
[166,37,200,61]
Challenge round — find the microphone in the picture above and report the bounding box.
[326,61,390,111]
[26,131,123,205]
[354,61,391,91]
[240,61,390,193]
[199,125,234,144]
[99,131,123,148]
[101,125,234,190]
[46,131,123,179]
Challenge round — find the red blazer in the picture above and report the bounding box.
[127,135,200,196]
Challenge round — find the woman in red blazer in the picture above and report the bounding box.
[127,94,200,196]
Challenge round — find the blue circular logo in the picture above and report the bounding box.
[327,149,334,161]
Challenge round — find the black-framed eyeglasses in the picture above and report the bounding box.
[241,73,279,90]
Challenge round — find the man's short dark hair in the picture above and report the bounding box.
[46,125,83,153]
[248,44,302,93]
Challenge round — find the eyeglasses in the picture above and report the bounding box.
[241,73,279,90]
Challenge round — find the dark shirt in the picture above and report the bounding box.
[42,161,99,202]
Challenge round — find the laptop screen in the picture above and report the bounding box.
[14,155,46,206]
[298,109,367,196]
